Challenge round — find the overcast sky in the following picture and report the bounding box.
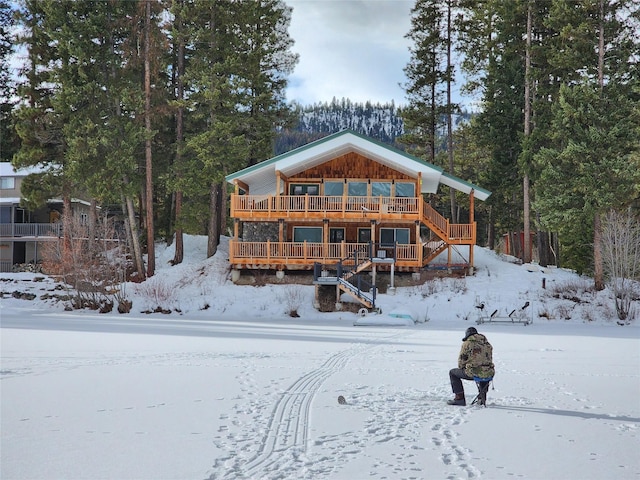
[285,0,414,106]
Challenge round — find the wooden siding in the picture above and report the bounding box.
[292,152,415,180]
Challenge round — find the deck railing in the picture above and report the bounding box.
[232,195,420,215]
[0,223,62,238]
[229,194,476,249]
[229,241,422,264]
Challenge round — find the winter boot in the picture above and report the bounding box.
[447,392,466,406]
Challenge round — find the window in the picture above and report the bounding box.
[0,206,11,223]
[290,184,320,195]
[348,181,367,196]
[357,228,371,243]
[293,227,322,243]
[324,181,343,196]
[380,228,410,246]
[395,182,415,197]
[329,228,344,243]
[0,177,15,189]
[372,182,391,197]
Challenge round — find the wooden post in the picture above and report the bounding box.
[323,219,329,261]
[415,221,421,265]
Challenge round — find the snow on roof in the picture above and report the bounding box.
[226,130,491,201]
[0,162,48,177]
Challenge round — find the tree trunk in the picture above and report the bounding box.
[207,182,221,258]
[124,192,145,278]
[487,206,495,250]
[172,1,185,265]
[446,0,457,222]
[593,0,605,291]
[220,180,228,237]
[173,192,184,265]
[62,187,73,266]
[144,0,155,277]
[594,211,605,290]
[522,1,532,264]
[88,198,98,255]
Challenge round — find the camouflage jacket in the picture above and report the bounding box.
[458,333,495,379]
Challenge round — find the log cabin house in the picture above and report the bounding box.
[225,130,491,308]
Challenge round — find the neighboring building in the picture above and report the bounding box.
[0,162,91,272]
[225,130,491,300]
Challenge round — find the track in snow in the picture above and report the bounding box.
[208,334,408,480]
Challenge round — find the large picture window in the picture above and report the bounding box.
[293,227,322,243]
[347,181,367,196]
[290,184,319,195]
[395,182,415,197]
[324,181,343,196]
[372,181,391,197]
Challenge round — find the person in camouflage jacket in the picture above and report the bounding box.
[447,327,495,406]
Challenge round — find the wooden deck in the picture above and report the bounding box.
[228,239,450,271]
[231,195,473,239]
[230,195,475,241]
[228,194,476,271]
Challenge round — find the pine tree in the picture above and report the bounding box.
[180,0,297,258]
[458,0,527,250]
[0,0,18,162]
[401,0,450,165]
[534,0,640,284]
[13,0,155,278]
[169,0,187,265]
[12,0,76,258]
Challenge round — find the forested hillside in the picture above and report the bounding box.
[275,98,473,154]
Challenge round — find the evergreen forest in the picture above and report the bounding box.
[0,0,638,288]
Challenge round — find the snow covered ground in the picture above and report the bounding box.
[1,236,639,480]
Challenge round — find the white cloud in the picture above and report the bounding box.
[286,0,414,105]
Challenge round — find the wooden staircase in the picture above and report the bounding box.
[314,248,377,309]
[419,200,474,267]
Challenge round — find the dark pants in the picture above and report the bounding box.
[449,368,473,394]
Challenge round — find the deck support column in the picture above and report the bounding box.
[388,262,396,295]
[469,189,475,273]
[323,219,329,260]
[371,264,376,291]
[415,220,421,265]
[231,269,241,283]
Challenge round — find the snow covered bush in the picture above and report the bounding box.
[276,285,306,317]
[40,212,129,312]
[601,208,640,324]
